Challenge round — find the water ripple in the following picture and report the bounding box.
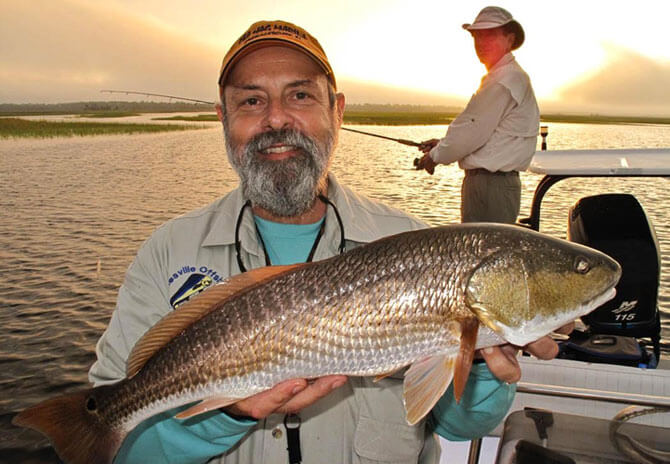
[1,122,669,456]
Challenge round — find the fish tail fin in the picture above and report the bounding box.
[12,388,124,464]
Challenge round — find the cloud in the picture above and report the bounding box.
[0,0,222,103]
[0,0,469,107]
[338,79,467,107]
[3,2,667,116]
[555,45,670,116]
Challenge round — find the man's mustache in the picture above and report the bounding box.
[246,129,315,156]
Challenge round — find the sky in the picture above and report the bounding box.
[2,0,670,116]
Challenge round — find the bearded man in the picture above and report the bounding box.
[89,20,564,464]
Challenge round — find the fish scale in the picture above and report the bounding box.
[12,223,621,464]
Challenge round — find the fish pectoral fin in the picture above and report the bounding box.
[454,318,478,403]
[402,354,456,426]
[174,396,240,419]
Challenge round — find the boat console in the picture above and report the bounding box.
[563,193,662,367]
[519,149,670,369]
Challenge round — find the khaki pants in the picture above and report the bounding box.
[461,169,521,224]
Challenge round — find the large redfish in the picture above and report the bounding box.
[13,224,621,464]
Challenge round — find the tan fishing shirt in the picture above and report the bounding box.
[90,173,513,464]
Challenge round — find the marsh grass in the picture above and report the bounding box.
[343,111,457,125]
[78,112,141,118]
[154,112,461,125]
[153,114,218,121]
[0,118,208,138]
[540,114,670,125]
[343,111,670,126]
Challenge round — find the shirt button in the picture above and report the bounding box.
[272,427,283,439]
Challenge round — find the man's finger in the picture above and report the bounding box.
[524,336,559,360]
[281,375,348,414]
[554,322,575,335]
[228,379,308,419]
[480,346,521,384]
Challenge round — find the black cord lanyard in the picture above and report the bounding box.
[284,413,302,464]
[234,194,345,273]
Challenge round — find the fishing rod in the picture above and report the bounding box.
[339,127,426,172]
[100,89,429,171]
[100,89,215,105]
[340,127,420,147]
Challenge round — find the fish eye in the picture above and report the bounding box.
[86,397,97,411]
[575,257,591,274]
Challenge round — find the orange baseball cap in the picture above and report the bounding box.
[218,20,336,89]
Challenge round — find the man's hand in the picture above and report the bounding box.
[415,154,437,175]
[418,139,439,154]
[224,375,348,420]
[415,139,439,175]
[479,322,574,384]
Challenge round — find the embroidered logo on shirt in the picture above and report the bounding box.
[169,274,213,309]
[168,265,224,285]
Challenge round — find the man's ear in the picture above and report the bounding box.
[215,103,224,123]
[505,32,515,51]
[335,92,345,125]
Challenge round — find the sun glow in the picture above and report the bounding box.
[2,0,670,115]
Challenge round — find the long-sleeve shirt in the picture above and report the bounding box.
[429,53,540,172]
[90,174,515,464]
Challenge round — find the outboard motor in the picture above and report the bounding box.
[563,193,661,367]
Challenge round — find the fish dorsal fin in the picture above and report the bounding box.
[403,354,457,425]
[126,264,304,378]
[453,318,478,402]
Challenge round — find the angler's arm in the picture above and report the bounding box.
[428,83,515,166]
[431,330,569,441]
[114,406,255,464]
[90,241,256,463]
[114,375,348,463]
[89,246,173,385]
[431,363,515,441]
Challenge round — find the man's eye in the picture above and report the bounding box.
[293,91,313,101]
[244,97,259,106]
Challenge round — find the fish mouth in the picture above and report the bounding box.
[497,285,617,347]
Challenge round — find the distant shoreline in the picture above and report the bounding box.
[2,108,670,138]
[153,112,670,126]
[2,101,670,126]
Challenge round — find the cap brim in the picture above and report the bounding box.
[462,20,512,30]
[508,21,524,49]
[462,19,525,49]
[218,38,335,88]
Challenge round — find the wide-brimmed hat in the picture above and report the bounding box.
[462,6,525,50]
[218,20,336,89]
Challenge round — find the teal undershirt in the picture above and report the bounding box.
[253,215,325,265]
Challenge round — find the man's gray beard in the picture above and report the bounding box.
[224,127,333,217]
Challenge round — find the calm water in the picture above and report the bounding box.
[2,119,670,460]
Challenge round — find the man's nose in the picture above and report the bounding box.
[264,99,294,130]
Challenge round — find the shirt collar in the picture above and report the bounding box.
[201,172,382,250]
[202,187,254,248]
[488,52,515,74]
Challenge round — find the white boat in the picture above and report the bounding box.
[441,148,670,464]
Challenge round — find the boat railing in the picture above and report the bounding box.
[466,379,670,463]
